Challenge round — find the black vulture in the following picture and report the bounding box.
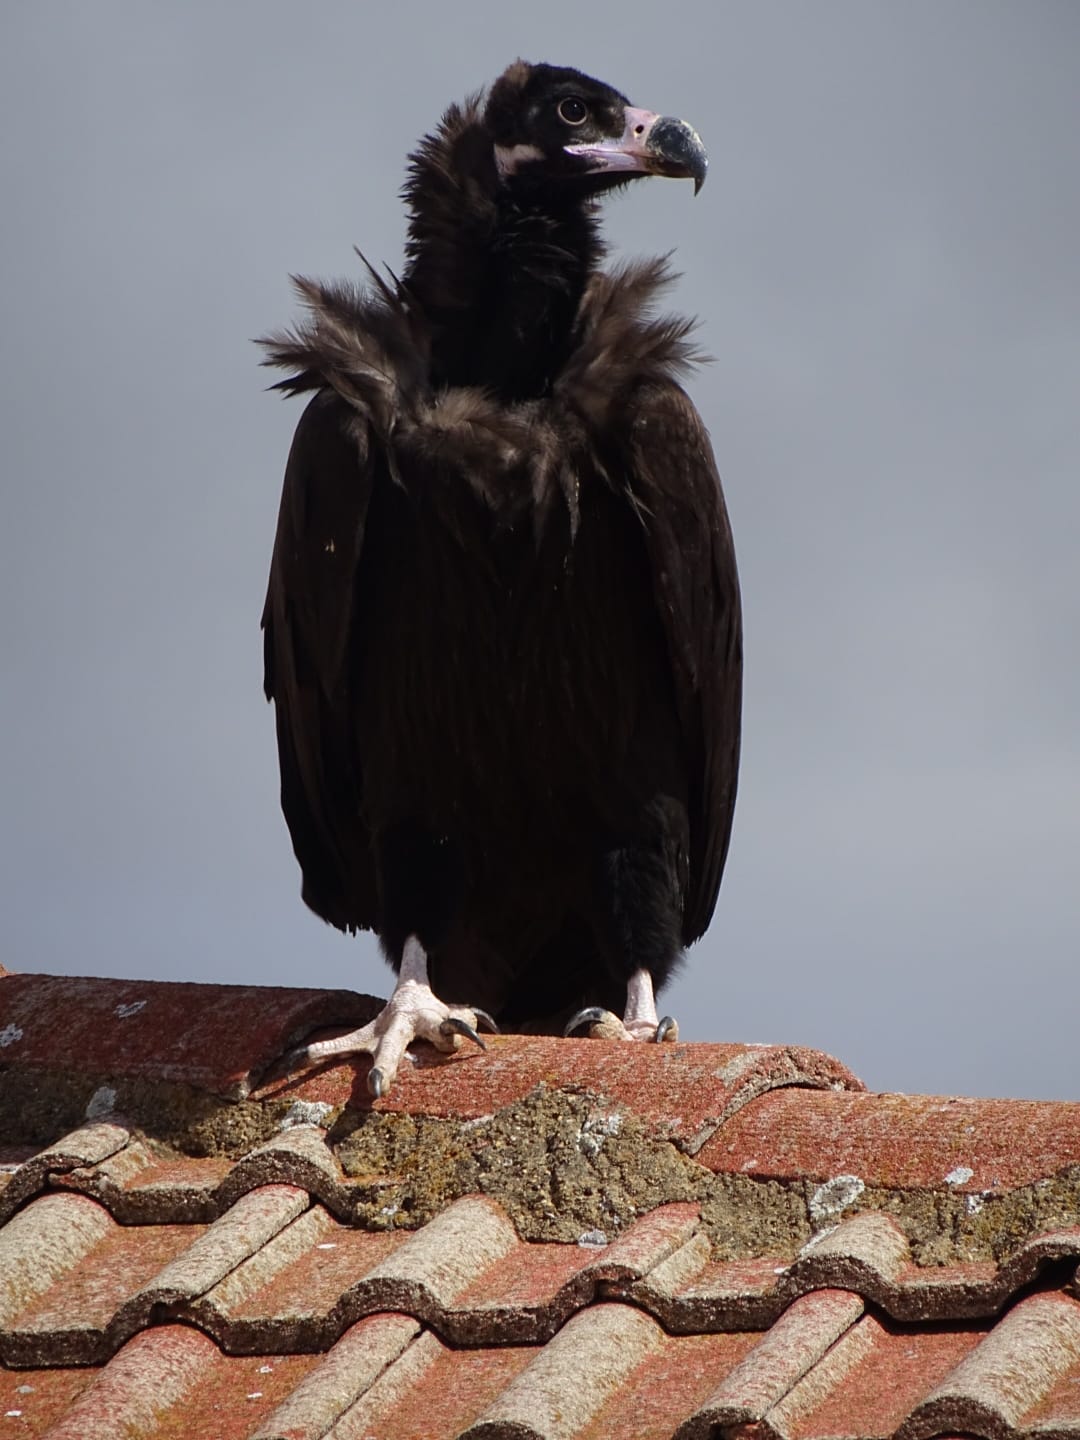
[260,61,741,1095]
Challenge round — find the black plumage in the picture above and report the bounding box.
[260,62,741,1088]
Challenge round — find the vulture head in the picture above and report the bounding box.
[485,61,708,196]
[396,60,708,396]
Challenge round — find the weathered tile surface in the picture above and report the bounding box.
[0,971,381,1099]
[701,1087,1080,1191]
[260,1032,864,1149]
[3,968,1080,1439]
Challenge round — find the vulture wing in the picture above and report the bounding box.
[630,380,742,944]
[261,391,377,933]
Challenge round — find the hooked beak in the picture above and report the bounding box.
[565,106,708,193]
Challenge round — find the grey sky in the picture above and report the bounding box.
[2,2,1077,1101]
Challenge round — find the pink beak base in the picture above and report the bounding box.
[564,106,708,192]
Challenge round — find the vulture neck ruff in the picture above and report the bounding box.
[260,92,707,524]
[261,256,703,531]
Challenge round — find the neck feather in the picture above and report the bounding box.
[400,101,604,401]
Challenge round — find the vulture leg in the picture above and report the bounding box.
[282,936,495,1098]
[565,823,682,1042]
[564,967,679,1043]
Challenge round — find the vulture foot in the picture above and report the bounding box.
[564,967,679,1043]
[281,937,496,1097]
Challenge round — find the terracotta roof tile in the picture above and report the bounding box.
[335,1330,536,1440]
[4,968,1080,1438]
[131,1184,309,1314]
[1023,1353,1080,1432]
[447,1203,702,1344]
[219,1124,351,1211]
[266,1033,862,1151]
[59,1141,234,1223]
[461,1301,665,1438]
[0,1121,128,1224]
[204,1209,401,1343]
[702,1087,1080,1192]
[639,1246,784,1331]
[575,1330,763,1440]
[0,972,380,1100]
[692,1325,990,1440]
[0,1363,97,1434]
[34,1325,321,1440]
[674,1289,866,1434]
[4,1210,198,1367]
[250,1312,420,1439]
[633,1211,1080,1335]
[0,1193,114,1332]
[30,1325,218,1440]
[592,1199,702,1276]
[761,1317,981,1440]
[899,1292,1080,1440]
[363,1195,517,1305]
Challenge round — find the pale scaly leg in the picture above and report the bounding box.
[282,936,495,1097]
[564,967,678,1043]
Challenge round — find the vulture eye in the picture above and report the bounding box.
[557,96,589,126]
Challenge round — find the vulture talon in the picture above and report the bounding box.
[279,1045,308,1073]
[267,939,492,1099]
[565,973,679,1043]
[564,1007,609,1037]
[273,1042,338,1080]
[472,1009,500,1035]
[439,1016,486,1050]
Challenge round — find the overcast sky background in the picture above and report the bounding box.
[2,2,1077,1102]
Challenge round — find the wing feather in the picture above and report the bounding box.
[628,381,742,943]
[261,390,377,931]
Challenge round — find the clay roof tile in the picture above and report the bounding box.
[3,967,1080,1438]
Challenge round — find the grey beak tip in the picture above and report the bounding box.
[649,115,708,192]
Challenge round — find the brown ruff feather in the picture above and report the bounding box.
[258,244,702,537]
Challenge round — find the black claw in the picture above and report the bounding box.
[655,1015,679,1043]
[274,1044,316,1078]
[564,1006,608,1037]
[472,1009,500,1034]
[440,1016,486,1050]
[368,1066,388,1098]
